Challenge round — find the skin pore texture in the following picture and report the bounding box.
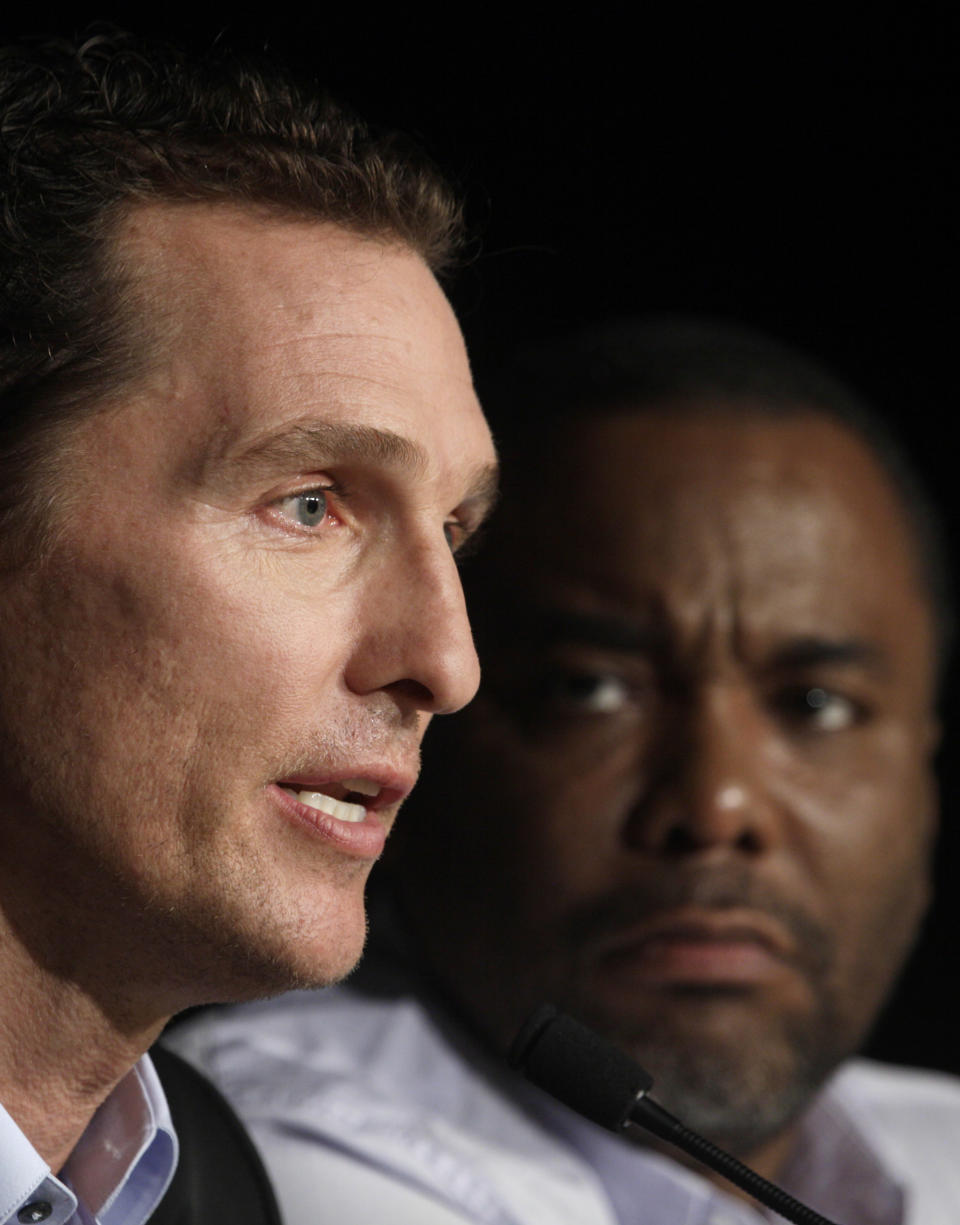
[0,204,497,1168]
[395,407,938,1183]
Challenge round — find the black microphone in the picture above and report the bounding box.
[509,1005,842,1225]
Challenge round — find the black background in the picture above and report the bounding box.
[18,8,960,1071]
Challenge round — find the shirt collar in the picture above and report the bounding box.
[778,1084,903,1225]
[0,1098,63,1225]
[1,1053,177,1225]
[522,1075,904,1225]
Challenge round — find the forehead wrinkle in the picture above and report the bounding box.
[253,329,460,394]
[666,492,749,672]
[259,328,423,352]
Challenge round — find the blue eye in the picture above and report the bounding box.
[277,489,329,529]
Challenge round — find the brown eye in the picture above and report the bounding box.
[542,670,632,714]
[776,686,860,731]
[805,688,858,730]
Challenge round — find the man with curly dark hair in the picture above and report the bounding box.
[0,29,496,1225]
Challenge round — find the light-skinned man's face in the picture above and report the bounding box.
[396,406,938,1157]
[0,205,496,1018]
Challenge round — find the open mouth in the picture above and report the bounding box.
[278,778,380,824]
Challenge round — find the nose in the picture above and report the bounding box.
[345,532,481,717]
[625,682,781,856]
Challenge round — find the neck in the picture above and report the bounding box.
[0,911,167,1171]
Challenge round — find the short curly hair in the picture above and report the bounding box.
[0,29,463,543]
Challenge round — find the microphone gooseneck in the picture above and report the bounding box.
[509,1005,842,1225]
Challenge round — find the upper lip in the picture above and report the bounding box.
[592,907,799,963]
[276,765,417,812]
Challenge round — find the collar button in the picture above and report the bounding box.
[18,1204,53,1223]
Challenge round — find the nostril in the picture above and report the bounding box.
[386,678,435,706]
[658,820,765,856]
[662,825,704,855]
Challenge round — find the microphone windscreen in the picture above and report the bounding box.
[509,1004,653,1131]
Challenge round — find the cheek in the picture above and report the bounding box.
[776,735,935,973]
[779,728,934,859]
[17,539,357,794]
[83,535,352,681]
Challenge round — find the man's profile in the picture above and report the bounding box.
[0,29,496,1225]
[175,319,959,1225]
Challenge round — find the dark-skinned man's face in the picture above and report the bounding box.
[396,406,939,1156]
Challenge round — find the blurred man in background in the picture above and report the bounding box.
[175,319,958,1225]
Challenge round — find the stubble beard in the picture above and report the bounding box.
[584,988,846,1157]
[549,867,852,1158]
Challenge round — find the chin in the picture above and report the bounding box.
[204,929,367,1004]
[631,1039,809,1153]
[619,1008,846,1156]
[540,980,847,1156]
[165,886,371,1008]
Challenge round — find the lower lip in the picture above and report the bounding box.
[270,784,387,859]
[599,937,786,987]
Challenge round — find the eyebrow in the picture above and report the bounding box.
[767,636,889,672]
[492,611,890,677]
[460,463,501,523]
[230,421,428,476]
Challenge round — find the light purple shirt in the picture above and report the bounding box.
[0,1055,177,1225]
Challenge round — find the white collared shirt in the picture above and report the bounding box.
[169,982,960,1225]
[0,1055,177,1225]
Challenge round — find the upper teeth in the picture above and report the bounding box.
[281,779,379,824]
[298,792,366,822]
[343,777,380,797]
